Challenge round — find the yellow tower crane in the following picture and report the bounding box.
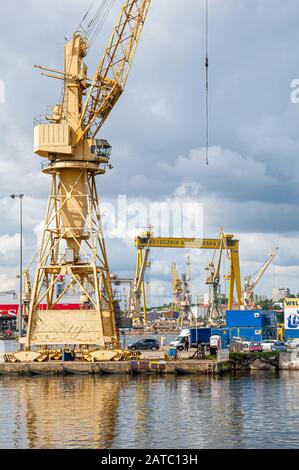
[25,0,152,351]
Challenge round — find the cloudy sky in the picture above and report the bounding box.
[0,0,299,305]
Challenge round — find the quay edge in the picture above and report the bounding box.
[0,360,231,376]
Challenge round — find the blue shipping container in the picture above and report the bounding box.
[261,312,277,327]
[189,328,212,345]
[262,327,277,340]
[226,310,276,328]
[228,327,263,342]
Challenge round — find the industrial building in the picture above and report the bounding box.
[272,288,291,303]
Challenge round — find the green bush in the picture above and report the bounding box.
[204,354,217,361]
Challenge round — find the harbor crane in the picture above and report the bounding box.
[205,228,229,325]
[133,229,242,323]
[25,0,152,352]
[171,263,183,312]
[243,247,279,308]
[171,256,191,327]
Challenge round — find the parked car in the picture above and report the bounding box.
[231,336,251,350]
[286,339,299,349]
[271,341,287,352]
[249,342,263,352]
[260,339,277,352]
[127,338,160,351]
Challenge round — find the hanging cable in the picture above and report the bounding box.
[77,0,97,34]
[86,0,110,38]
[89,0,116,49]
[76,0,116,48]
[205,0,209,165]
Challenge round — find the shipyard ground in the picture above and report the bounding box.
[0,349,231,376]
[2,349,297,375]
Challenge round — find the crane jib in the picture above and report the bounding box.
[75,0,152,144]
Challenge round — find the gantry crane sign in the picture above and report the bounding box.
[25,0,152,350]
[133,229,242,322]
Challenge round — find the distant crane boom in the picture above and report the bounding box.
[243,247,279,307]
[0,290,17,296]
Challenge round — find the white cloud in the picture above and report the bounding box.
[149,260,170,277]
[0,274,17,292]
[0,234,20,257]
[161,146,276,201]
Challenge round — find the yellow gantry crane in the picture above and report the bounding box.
[25,0,152,352]
[133,229,242,323]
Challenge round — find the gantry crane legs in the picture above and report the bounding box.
[25,1,152,351]
[131,247,150,323]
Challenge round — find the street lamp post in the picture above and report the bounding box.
[10,194,24,345]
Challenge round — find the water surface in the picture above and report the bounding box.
[0,371,298,449]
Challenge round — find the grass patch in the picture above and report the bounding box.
[204,355,217,361]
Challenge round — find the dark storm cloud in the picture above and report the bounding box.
[0,0,299,296]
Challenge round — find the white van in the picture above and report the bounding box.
[169,329,190,351]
